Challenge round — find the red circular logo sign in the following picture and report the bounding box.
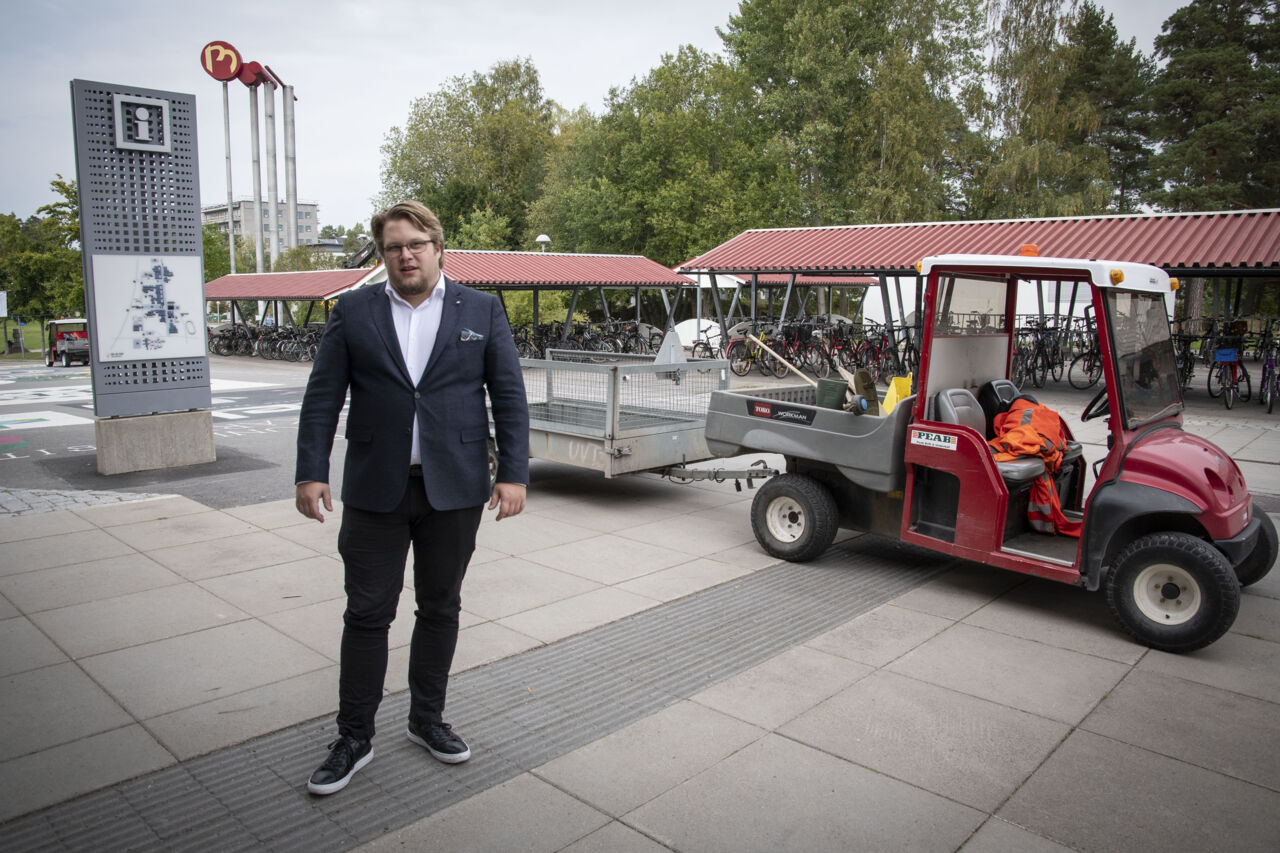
[200,41,242,81]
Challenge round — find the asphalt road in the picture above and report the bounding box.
[0,356,331,509]
[2,352,1276,512]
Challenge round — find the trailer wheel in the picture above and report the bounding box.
[1105,532,1239,653]
[751,474,838,562]
[1235,510,1277,587]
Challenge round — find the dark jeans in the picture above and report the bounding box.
[336,476,482,741]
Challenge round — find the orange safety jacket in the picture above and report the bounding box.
[988,397,1082,537]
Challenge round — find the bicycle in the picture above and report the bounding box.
[1210,336,1251,409]
[1067,309,1102,389]
[726,328,778,377]
[1258,340,1278,414]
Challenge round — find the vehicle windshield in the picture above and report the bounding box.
[1103,290,1182,428]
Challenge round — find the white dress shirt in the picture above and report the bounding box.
[386,279,446,466]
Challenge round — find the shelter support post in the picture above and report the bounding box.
[709,274,730,348]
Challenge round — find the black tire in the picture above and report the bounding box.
[1267,374,1276,414]
[1235,510,1277,587]
[1238,362,1251,403]
[750,474,839,562]
[45,354,54,367]
[1031,349,1048,388]
[1104,532,1240,653]
[727,341,750,376]
[1207,362,1224,397]
[61,351,70,367]
[1011,351,1027,390]
[1068,352,1101,390]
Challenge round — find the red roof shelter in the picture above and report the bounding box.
[680,209,1280,277]
[204,250,694,330]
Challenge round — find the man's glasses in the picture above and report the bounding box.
[382,239,434,256]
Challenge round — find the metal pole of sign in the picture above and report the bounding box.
[283,83,298,251]
[264,79,280,266]
[248,84,265,274]
[222,81,235,274]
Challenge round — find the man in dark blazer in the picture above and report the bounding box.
[295,201,529,796]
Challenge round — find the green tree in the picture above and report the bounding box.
[1148,0,1280,209]
[454,206,511,250]
[1060,1,1157,212]
[530,46,797,266]
[968,0,1112,218]
[273,246,341,272]
[202,223,231,282]
[720,0,986,225]
[379,58,558,247]
[0,178,84,317]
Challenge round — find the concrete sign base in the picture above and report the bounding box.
[95,411,216,475]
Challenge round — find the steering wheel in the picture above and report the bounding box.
[1081,386,1108,421]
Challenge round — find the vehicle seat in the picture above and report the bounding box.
[934,388,1044,485]
[977,379,1083,463]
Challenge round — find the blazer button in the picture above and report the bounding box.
[414,391,421,399]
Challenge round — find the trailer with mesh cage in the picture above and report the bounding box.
[498,349,779,485]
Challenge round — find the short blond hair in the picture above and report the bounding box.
[372,201,446,268]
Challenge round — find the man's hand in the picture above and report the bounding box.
[296,481,333,523]
[488,482,526,520]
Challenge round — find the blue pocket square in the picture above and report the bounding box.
[459,328,485,342]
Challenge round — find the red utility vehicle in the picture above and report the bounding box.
[704,253,1276,652]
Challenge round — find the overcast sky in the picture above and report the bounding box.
[3,0,1188,240]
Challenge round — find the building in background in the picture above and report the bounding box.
[201,199,321,246]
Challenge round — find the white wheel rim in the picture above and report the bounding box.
[765,496,806,544]
[1133,563,1201,626]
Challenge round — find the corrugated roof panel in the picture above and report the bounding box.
[204,268,378,300]
[680,210,1280,275]
[444,250,692,286]
[204,251,692,300]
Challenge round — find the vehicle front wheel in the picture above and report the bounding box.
[1235,510,1277,587]
[1105,532,1240,653]
[750,474,839,562]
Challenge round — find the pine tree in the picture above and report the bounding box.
[1149,0,1280,210]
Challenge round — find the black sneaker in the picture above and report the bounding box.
[406,720,471,764]
[307,735,373,795]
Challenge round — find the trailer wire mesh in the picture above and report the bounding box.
[521,350,729,438]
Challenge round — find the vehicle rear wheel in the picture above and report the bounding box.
[61,351,70,367]
[750,474,839,562]
[1235,510,1277,587]
[1105,532,1240,653]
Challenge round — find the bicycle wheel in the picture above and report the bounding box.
[1050,346,1064,382]
[1032,349,1048,388]
[727,341,750,376]
[1207,361,1224,397]
[1011,352,1027,390]
[1068,351,1101,389]
[1222,364,1237,409]
[1238,361,1251,403]
[1267,371,1276,414]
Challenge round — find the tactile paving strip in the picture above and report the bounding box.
[4,535,952,851]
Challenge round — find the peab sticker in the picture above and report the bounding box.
[910,429,958,451]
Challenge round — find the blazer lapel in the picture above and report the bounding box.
[370,287,413,384]
[422,277,464,382]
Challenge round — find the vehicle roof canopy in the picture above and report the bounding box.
[920,254,1173,295]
